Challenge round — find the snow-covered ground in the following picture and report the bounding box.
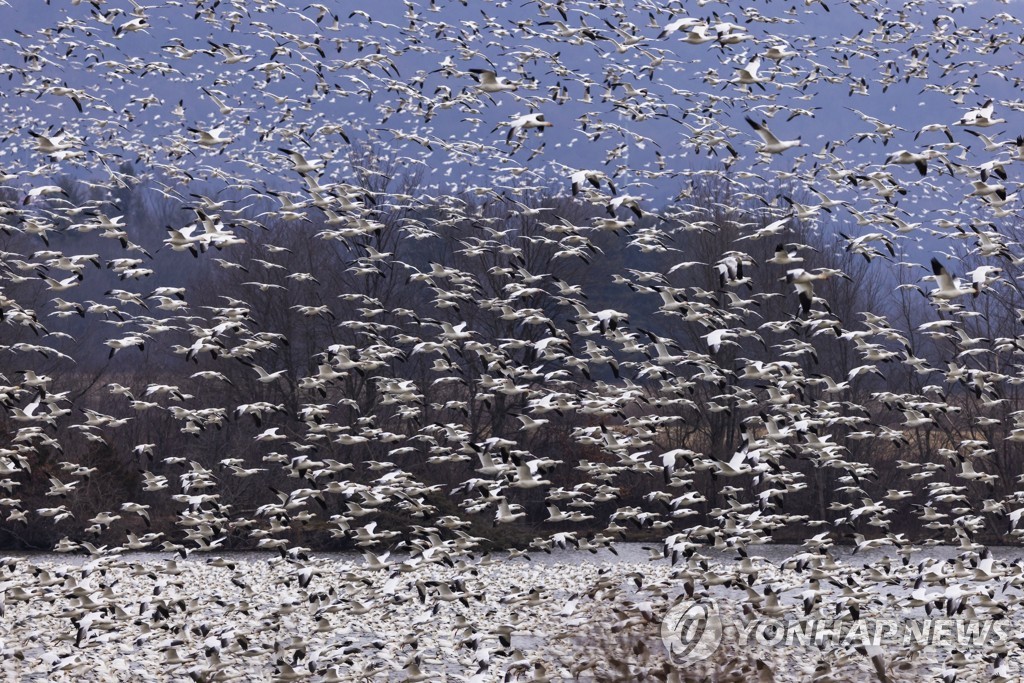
[2,545,1020,681]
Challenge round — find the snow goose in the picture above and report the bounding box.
[502,113,553,143]
[27,129,80,156]
[494,498,526,524]
[967,179,1007,202]
[657,16,702,39]
[509,460,552,489]
[714,21,753,46]
[714,450,753,478]
[515,414,550,433]
[884,148,943,176]
[715,252,754,288]
[607,194,644,218]
[785,267,849,314]
[42,83,92,113]
[114,16,149,37]
[735,214,791,241]
[162,227,205,257]
[1013,134,1024,161]
[975,157,1009,182]
[763,42,798,61]
[745,116,802,154]
[38,272,82,292]
[468,68,518,93]
[847,107,904,142]
[966,264,1001,295]
[204,39,250,64]
[963,128,1010,152]
[186,124,233,148]
[838,231,895,261]
[23,184,69,205]
[703,328,738,354]
[767,243,804,265]
[926,257,974,300]
[104,334,147,358]
[730,56,769,90]
[277,147,322,176]
[915,122,954,142]
[201,87,236,116]
[569,168,616,196]
[677,22,716,45]
[955,98,1005,127]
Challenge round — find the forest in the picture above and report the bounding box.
[2,145,1020,553]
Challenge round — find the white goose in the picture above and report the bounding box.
[503,113,553,143]
[468,68,518,93]
[926,258,974,300]
[657,16,703,39]
[745,116,802,154]
[186,124,233,147]
[955,99,1005,127]
[884,148,943,176]
[731,56,769,89]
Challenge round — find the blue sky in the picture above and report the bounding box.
[0,0,1020,270]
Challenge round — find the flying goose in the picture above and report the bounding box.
[278,147,322,175]
[569,168,616,196]
[677,22,715,45]
[657,16,703,40]
[468,68,518,93]
[502,113,553,143]
[785,268,850,315]
[745,116,802,154]
[926,258,974,300]
[731,56,769,89]
[955,99,1005,127]
[767,243,804,265]
[715,252,754,288]
[963,128,1010,152]
[763,42,797,61]
[884,149,943,176]
[186,124,233,147]
[967,179,1007,202]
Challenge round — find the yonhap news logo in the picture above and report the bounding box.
[661,599,1011,664]
[660,599,725,664]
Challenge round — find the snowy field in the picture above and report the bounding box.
[2,545,1022,681]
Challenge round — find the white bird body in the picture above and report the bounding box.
[884,148,941,176]
[495,498,526,524]
[763,43,797,61]
[187,125,233,147]
[927,258,974,300]
[658,16,703,39]
[250,364,287,383]
[731,56,768,88]
[955,99,1005,127]
[469,68,518,93]
[745,116,802,154]
[679,23,715,45]
[504,113,553,142]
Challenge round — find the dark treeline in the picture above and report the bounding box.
[2,151,1022,553]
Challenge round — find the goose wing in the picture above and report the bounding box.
[745,116,781,145]
[930,257,956,291]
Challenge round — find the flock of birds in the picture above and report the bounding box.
[2,0,1024,680]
